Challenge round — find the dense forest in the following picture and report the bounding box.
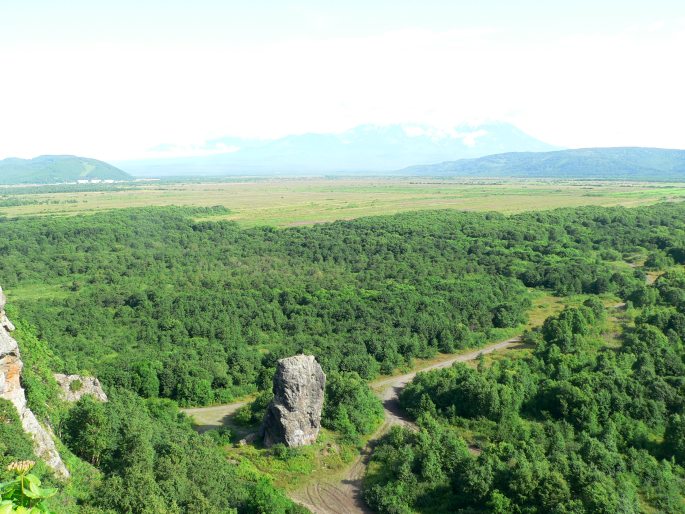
[365,272,685,513]
[2,202,685,512]
[5,204,684,406]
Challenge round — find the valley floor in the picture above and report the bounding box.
[3,177,685,227]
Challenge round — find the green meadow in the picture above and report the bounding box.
[2,178,685,226]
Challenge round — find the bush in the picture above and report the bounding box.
[0,460,57,513]
[0,399,36,470]
[322,372,384,442]
[235,390,273,427]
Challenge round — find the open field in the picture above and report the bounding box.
[2,178,685,226]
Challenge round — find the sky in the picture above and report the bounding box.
[1,0,684,160]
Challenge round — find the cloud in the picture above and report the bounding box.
[144,142,241,159]
[0,23,683,159]
[461,130,488,147]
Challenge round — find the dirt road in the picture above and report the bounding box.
[181,400,250,433]
[180,337,522,513]
[291,336,522,514]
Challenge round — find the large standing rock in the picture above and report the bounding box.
[261,355,326,448]
[0,286,69,479]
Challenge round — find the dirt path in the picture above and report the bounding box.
[181,400,250,433]
[290,336,523,514]
[180,337,523,513]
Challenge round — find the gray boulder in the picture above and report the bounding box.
[261,355,326,448]
[54,374,108,402]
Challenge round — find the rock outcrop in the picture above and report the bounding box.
[261,355,326,448]
[0,286,69,478]
[54,373,108,403]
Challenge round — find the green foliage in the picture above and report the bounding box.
[63,397,113,467]
[68,381,83,393]
[0,407,66,513]
[0,206,559,406]
[0,461,57,513]
[665,414,685,464]
[3,319,66,426]
[322,372,384,442]
[4,202,685,512]
[367,276,685,513]
[645,250,674,270]
[3,204,671,408]
[0,401,36,471]
[235,391,274,427]
[61,390,301,513]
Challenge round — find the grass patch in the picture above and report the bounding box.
[227,429,357,491]
[5,283,70,302]
[2,178,685,227]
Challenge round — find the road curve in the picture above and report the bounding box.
[181,400,250,433]
[291,336,522,514]
[180,337,522,513]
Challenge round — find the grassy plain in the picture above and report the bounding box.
[2,177,685,226]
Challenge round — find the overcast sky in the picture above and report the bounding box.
[1,1,684,160]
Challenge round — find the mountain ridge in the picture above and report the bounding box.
[400,147,685,180]
[0,155,131,184]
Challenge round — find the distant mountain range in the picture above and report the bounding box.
[401,147,685,180]
[4,144,685,186]
[114,123,558,176]
[0,155,131,184]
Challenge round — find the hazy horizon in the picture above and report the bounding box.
[1,1,684,161]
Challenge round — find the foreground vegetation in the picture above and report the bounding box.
[2,201,685,512]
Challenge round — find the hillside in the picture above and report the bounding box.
[0,155,131,184]
[402,147,685,180]
[114,123,558,176]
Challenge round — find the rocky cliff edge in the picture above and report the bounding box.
[0,286,69,478]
